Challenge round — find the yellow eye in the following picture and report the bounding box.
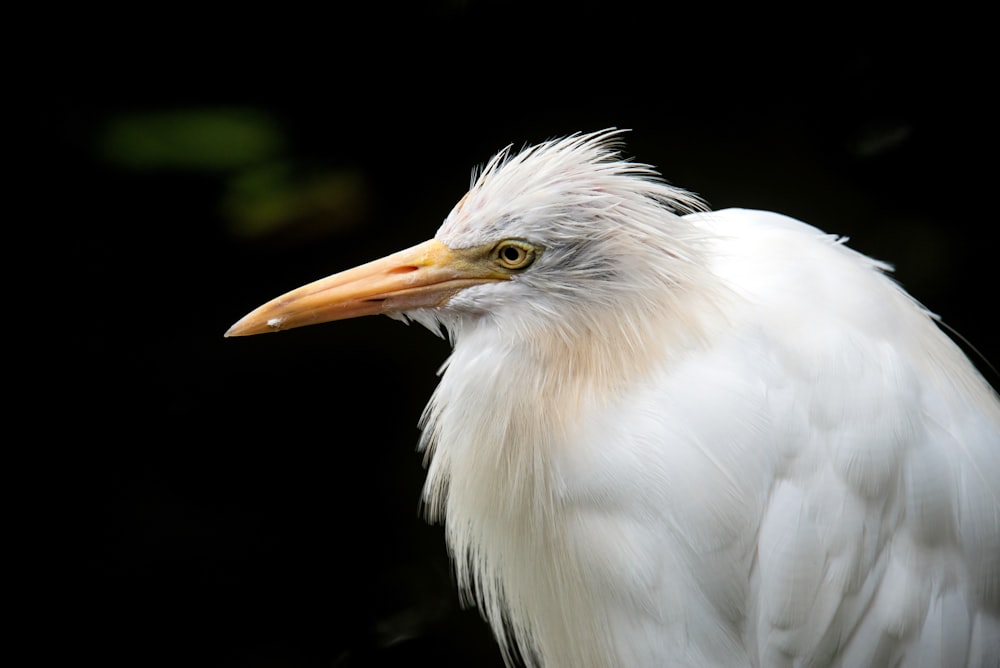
[494,240,537,270]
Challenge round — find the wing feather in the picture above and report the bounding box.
[689,209,1000,665]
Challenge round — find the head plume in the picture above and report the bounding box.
[438,128,706,249]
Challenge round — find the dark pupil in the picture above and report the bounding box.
[502,247,521,262]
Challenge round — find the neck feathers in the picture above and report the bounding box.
[417,282,724,666]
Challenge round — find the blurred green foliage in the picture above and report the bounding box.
[98,108,369,241]
[221,163,368,239]
[100,108,283,171]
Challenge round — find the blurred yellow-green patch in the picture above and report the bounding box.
[99,108,284,171]
[221,163,369,240]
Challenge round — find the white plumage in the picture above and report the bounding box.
[227,130,1000,667]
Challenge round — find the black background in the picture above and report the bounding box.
[37,4,993,667]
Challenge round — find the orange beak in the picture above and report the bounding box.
[225,239,507,337]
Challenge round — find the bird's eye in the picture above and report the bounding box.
[494,240,536,270]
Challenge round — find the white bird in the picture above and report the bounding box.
[227,130,1000,667]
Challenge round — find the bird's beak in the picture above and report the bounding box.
[226,239,506,336]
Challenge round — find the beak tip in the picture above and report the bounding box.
[224,315,255,338]
[224,313,287,338]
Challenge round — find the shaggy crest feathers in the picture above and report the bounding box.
[439,130,705,244]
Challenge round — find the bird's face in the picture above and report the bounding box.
[226,130,706,340]
[426,192,625,330]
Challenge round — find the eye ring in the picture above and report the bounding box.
[494,240,537,270]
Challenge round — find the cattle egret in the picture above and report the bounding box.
[227,130,1000,667]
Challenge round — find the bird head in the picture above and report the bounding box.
[226,129,708,344]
